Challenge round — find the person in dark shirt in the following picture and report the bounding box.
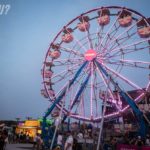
[0,132,5,150]
[135,136,144,150]
[103,140,112,150]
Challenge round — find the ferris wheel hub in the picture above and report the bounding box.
[84,49,97,61]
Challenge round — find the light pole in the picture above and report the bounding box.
[26,117,32,120]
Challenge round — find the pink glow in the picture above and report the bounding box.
[85,49,97,61]
[94,91,146,121]
[94,112,119,121]
[90,62,94,118]
[146,81,150,92]
[71,114,91,121]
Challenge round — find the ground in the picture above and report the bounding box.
[5,143,33,150]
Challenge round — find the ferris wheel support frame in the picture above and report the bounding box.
[95,60,147,138]
[42,61,88,147]
[41,6,150,148]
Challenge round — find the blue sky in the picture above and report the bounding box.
[0,0,150,120]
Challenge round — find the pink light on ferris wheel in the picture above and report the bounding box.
[84,49,97,61]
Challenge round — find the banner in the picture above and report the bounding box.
[117,144,150,150]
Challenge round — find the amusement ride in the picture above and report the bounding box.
[41,6,150,149]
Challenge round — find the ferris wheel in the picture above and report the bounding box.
[41,6,150,124]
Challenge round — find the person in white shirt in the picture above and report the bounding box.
[77,131,84,150]
[145,135,150,146]
[85,130,94,150]
[64,131,73,150]
[56,132,63,149]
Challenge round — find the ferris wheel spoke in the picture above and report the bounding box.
[146,81,150,93]
[104,19,143,51]
[107,45,150,59]
[54,62,87,108]
[96,10,123,52]
[119,59,150,65]
[87,30,94,49]
[81,94,85,117]
[51,63,81,80]
[90,62,94,118]
[70,73,91,111]
[53,70,77,84]
[93,72,99,117]
[53,58,83,62]
[109,38,150,54]
[80,18,94,49]
[106,61,149,69]
[72,62,90,85]
[101,25,120,54]
[113,59,150,69]
[96,64,121,111]
[65,28,87,52]
[60,46,84,57]
[107,60,150,69]
[95,26,104,51]
[105,31,137,54]
[71,89,85,117]
[72,35,87,52]
[72,67,90,89]
[54,60,84,67]
[75,40,87,52]
[54,65,89,84]
[67,70,89,113]
[53,81,70,100]
[102,63,143,90]
[95,28,106,52]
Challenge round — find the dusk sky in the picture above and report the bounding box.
[0,0,150,120]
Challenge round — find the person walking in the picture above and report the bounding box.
[36,134,42,150]
[56,132,63,150]
[76,130,84,150]
[0,132,5,150]
[135,136,144,150]
[64,131,73,150]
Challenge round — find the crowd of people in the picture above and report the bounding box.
[0,129,35,150]
[52,129,150,150]
[102,134,150,150]
[1,124,150,150]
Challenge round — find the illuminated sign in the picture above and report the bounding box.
[24,120,40,127]
[84,49,97,61]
